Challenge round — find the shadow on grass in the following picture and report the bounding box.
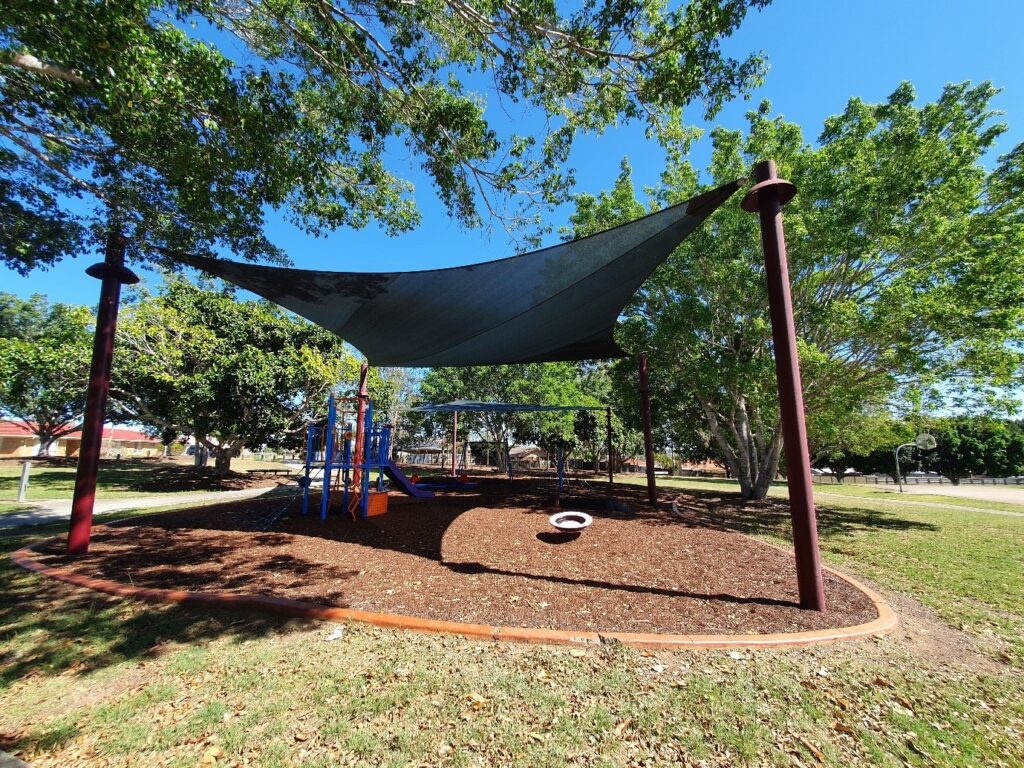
[0,458,289,498]
[0,522,311,693]
[660,485,939,540]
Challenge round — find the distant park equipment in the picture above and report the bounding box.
[894,433,937,493]
[301,388,433,521]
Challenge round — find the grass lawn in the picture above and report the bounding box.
[1,484,1022,766]
[0,458,294,502]
[620,473,1024,514]
[0,503,35,516]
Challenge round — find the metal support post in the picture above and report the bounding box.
[66,233,138,556]
[638,352,658,505]
[301,423,315,515]
[321,394,336,520]
[17,461,31,503]
[451,411,459,477]
[741,160,826,612]
[606,407,613,488]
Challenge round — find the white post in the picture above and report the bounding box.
[17,461,31,502]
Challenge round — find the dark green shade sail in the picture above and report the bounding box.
[170,180,741,367]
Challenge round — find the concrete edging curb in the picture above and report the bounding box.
[11,537,897,650]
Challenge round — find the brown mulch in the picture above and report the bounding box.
[31,475,879,636]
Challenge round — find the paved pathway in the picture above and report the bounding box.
[0,486,277,530]
[807,491,1024,518]
[900,483,1024,505]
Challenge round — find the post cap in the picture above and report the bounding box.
[85,262,141,284]
[740,160,797,213]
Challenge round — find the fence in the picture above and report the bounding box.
[812,474,1024,486]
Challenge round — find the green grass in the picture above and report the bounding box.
[1,490,1022,766]
[815,490,1024,514]
[0,457,293,502]
[616,473,1024,513]
[0,502,35,516]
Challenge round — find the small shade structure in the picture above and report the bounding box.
[66,164,826,612]
[412,401,610,488]
[166,182,742,367]
[411,401,606,414]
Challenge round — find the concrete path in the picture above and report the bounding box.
[899,483,1024,505]
[0,486,279,530]
[0,749,30,767]
[808,490,1024,518]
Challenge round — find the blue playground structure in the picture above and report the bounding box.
[301,392,432,520]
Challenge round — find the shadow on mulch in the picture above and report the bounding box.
[21,473,902,635]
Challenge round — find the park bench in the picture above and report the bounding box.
[245,468,291,476]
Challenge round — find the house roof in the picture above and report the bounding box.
[0,421,35,437]
[0,420,159,443]
[167,181,741,367]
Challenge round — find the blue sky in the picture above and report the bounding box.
[3,0,1022,304]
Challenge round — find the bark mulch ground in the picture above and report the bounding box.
[32,474,878,636]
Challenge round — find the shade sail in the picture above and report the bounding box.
[170,180,741,367]
[411,400,607,413]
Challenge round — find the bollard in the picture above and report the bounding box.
[17,461,31,502]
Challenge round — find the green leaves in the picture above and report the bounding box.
[571,82,1024,497]
[112,276,356,472]
[2,0,769,272]
[416,362,600,464]
[0,294,94,451]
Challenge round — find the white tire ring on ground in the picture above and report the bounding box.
[549,511,593,531]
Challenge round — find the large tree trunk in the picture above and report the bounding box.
[699,395,782,499]
[213,451,233,475]
[207,438,244,476]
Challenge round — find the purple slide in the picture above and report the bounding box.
[384,461,435,498]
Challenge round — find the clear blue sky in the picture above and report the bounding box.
[4,0,1022,304]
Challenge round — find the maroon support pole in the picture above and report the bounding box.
[451,411,458,477]
[742,160,826,611]
[352,362,370,498]
[638,353,658,505]
[66,234,138,556]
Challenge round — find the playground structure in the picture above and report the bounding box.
[301,371,433,520]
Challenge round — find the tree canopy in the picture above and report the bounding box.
[112,276,357,473]
[921,417,1024,484]
[2,0,770,273]
[571,82,1024,497]
[0,292,93,453]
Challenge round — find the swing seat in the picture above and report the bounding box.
[549,511,593,532]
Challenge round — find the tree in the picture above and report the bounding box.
[0,293,93,454]
[112,276,356,474]
[573,410,603,471]
[2,0,770,274]
[418,362,596,470]
[570,83,1024,498]
[816,414,912,483]
[922,417,1024,483]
